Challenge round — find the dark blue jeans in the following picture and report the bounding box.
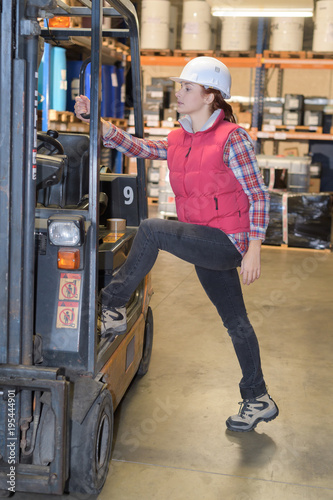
[101,218,267,399]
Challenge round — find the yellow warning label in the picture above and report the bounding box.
[59,273,81,301]
[103,232,124,243]
[56,301,79,329]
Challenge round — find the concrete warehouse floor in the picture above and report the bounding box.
[15,244,333,500]
[99,246,333,500]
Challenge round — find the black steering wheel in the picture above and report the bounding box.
[37,130,64,156]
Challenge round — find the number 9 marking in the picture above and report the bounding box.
[123,186,134,205]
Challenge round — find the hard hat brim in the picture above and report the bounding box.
[169,76,231,100]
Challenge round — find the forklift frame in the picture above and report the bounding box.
[0,0,151,495]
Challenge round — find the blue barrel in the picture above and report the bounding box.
[66,60,83,112]
[82,65,113,117]
[101,65,111,117]
[50,46,67,111]
[84,62,91,99]
[114,150,123,174]
[115,65,125,118]
[101,65,116,118]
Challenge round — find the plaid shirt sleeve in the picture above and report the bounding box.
[102,123,168,160]
[224,129,270,241]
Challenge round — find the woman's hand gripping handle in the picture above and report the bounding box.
[74,95,91,121]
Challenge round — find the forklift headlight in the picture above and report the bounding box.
[48,216,84,246]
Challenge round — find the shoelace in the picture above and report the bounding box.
[238,400,261,418]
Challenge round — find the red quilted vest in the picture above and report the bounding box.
[167,111,250,233]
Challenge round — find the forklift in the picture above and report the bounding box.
[0,0,153,495]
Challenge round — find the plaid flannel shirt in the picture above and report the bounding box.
[103,123,270,256]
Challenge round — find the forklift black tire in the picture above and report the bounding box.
[136,306,154,377]
[68,389,113,495]
[0,491,12,497]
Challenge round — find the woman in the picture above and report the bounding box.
[74,56,278,433]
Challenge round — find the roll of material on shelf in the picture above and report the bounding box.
[313,0,333,52]
[181,0,212,51]
[50,46,67,111]
[108,65,118,118]
[211,15,218,52]
[269,17,304,51]
[141,0,171,50]
[169,5,178,51]
[221,17,251,51]
[84,61,91,99]
[115,65,125,119]
[101,65,110,118]
[66,60,82,112]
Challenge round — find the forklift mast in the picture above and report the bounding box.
[1,0,146,371]
[0,0,149,495]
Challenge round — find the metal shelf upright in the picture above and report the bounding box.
[252,18,269,154]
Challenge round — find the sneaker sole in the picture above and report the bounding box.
[226,405,279,433]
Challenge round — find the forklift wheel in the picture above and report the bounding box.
[0,491,12,497]
[68,389,113,495]
[136,306,154,377]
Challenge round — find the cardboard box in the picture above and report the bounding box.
[304,110,323,127]
[145,85,164,103]
[263,115,283,126]
[147,166,160,183]
[236,111,252,129]
[229,102,243,114]
[284,94,304,111]
[283,110,303,126]
[147,182,159,198]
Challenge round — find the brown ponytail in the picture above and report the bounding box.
[202,87,236,123]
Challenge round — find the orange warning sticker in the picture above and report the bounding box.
[59,273,81,301]
[56,301,79,329]
[103,232,125,243]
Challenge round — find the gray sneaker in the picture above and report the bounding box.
[226,393,279,432]
[99,304,127,338]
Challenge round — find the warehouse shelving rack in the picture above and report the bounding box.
[40,10,333,145]
[137,54,333,70]
[136,24,333,146]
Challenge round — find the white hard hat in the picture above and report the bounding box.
[170,56,231,99]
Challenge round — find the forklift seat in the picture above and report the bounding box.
[36,154,66,191]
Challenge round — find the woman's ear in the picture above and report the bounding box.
[205,93,215,105]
